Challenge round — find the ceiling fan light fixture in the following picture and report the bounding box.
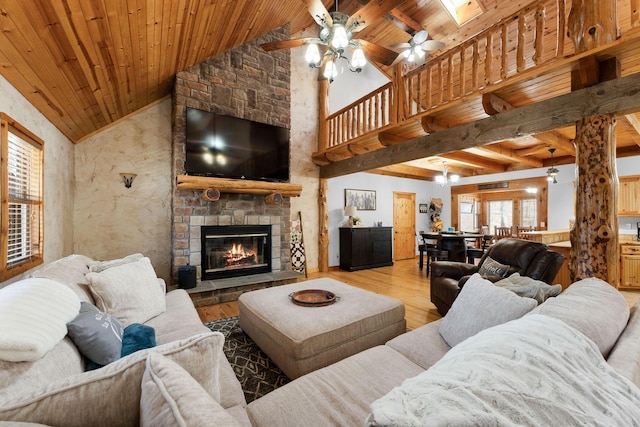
[323,58,338,82]
[331,24,349,50]
[435,161,458,187]
[351,47,367,70]
[304,43,322,67]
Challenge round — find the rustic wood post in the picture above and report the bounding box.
[318,178,329,272]
[567,0,620,286]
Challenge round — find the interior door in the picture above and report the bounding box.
[393,192,416,261]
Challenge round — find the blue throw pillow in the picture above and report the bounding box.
[121,323,156,357]
[67,302,124,367]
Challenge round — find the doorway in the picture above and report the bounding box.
[393,192,416,261]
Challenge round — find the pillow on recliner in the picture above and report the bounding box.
[495,272,562,304]
[478,256,510,278]
[439,274,537,347]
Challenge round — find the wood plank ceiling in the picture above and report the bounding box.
[0,0,638,179]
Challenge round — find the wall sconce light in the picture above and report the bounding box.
[120,173,137,188]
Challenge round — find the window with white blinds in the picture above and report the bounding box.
[1,113,43,279]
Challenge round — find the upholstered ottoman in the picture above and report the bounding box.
[238,278,406,379]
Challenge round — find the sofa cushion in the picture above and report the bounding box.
[528,277,629,357]
[86,257,166,327]
[0,332,226,427]
[30,254,95,304]
[246,345,423,427]
[140,353,241,427]
[0,278,81,362]
[439,273,537,347]
[478,256,509,278]
[66,302,124,366]
[368,314,640,426]
[494,272,562,303]
[88,253,144,273]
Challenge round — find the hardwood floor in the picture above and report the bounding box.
[196,257,640,328]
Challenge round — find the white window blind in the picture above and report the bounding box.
[6,130,42,266]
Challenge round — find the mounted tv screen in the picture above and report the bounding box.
[185,108,290,182]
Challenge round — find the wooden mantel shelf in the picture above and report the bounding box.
[176,175,302,198]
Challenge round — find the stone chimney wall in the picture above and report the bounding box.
[171,26,291,283]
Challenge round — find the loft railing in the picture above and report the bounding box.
[401,0,569,119]
[318,0,574,153]
[323,82,396,149]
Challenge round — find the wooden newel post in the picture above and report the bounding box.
[567,0,620,286]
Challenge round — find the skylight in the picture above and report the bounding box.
[441,0,484,26]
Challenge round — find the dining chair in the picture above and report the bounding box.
[425,234,448,277]
[516,225,536,240]
[494,226,513,240]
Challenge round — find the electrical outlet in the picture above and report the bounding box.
[540,221,545,228]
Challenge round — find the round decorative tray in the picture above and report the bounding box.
[289,289,338,307]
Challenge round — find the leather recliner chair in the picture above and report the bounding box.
[430,238,565,316]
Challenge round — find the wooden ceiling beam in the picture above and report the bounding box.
[483,93,576,156]
[441,151,508,172]
[370,164,434,179]
[387,8,423,33]
[476,144,544,168]
[319,71,640,178]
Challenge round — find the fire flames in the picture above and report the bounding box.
[224,243,257,268]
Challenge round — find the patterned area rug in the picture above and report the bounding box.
[205,316,290,403]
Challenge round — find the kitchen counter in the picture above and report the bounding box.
[520,229,570,244]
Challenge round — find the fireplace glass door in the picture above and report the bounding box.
[201,225,271,280]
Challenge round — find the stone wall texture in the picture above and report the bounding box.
[172,26,291,282]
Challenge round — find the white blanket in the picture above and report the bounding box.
[0,278,80,362]
[368,314,640,426]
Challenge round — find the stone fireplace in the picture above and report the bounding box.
[170,25,296,304]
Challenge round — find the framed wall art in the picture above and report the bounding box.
[345,189,376,211]
[419,203,428,213]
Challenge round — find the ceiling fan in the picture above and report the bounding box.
[260,0,407,81]
[390,30,445,65]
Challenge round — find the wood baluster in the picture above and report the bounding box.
[460,45,466,96]
[416,72,423,113]
[632,0,640,27]
[533,4,546,64]
[517,14,526,72]
[557,0,566,57]
[426,64,432,110]
[485,31,494,85]
[501,24,508,80]
[437,60,444,105]
[381,90,388,126]
[447,55,454,101]
[472,40,479,90]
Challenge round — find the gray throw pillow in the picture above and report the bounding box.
[439,273,537,347]
[478,256,510,278]
[67,302,124,365]
[495,272,562,303]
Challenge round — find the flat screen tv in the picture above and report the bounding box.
[185,107,290,182]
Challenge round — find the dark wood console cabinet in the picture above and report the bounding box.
[339,227,393,271]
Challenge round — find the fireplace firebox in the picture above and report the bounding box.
[201,225,272,280]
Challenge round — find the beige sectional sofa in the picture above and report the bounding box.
[2,255,640,426]
[0,254,250,427]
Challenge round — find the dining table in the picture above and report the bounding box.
[420,231,484,264]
